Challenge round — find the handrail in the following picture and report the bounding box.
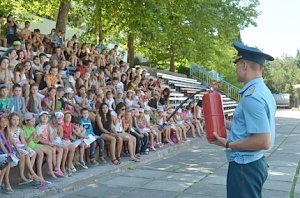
[190,64,241,101]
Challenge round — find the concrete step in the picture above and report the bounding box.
[7,138,203,198]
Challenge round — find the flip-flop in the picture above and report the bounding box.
[34,184,49,190]
[111,159,120,165]
[130,158,140,162]
[19,179,33,185]
[53,170,65,178]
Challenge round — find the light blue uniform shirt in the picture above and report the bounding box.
[226,77,276,164]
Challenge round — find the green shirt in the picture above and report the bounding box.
[0,97,12,113]
[22,125,41,149]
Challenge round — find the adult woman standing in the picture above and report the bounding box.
[96,103,123,165]
[5,15,19,46]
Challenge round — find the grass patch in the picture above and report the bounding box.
[290,159,300,198]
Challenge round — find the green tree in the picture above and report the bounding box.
[264,56,300,106]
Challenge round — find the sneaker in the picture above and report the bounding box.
[141,151,149,155]
[70,164,77,173]
[98,157,107,164]
[150,146,156,151]
[78,161,88,169]
[90,159,99,166]
[2,187,14,194]
[63,172,69,178]
[145,148,150,152]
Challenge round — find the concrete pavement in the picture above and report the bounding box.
[4,109,300,198]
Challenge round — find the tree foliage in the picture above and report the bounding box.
[264,55,300,106]
[1,0,259,73]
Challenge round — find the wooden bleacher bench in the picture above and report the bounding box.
[223,101,237,105]
[156,72,237,117]
[168,80,202,86]
[157,72,198,83]
[169,81,202,88]
[223,104,238,108]
[173,83,203,89]
[170,93,185,97]
[169,96,187,101]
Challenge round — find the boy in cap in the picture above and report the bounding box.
[213,42,276,198]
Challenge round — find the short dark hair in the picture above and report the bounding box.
[80,108,89,114]
[13,84,22,90]
[56,86,64,92]
[71,116,81,124]
[82,60,90,66]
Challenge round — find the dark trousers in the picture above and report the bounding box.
[227,157,268,198]
[89,136,104,159]
[130,132,148,154]
[141,134,148,153]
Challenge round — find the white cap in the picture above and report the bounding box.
[144,106,151,111]
[177,108,182,113]
[55,111,64,119]
[139,108,144,113]
[23,112,35,121]
[39,111,49,117]
[64,87,74,94]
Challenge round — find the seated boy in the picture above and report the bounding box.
[80,108,105,165]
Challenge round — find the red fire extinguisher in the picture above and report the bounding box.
[203,91,226,143]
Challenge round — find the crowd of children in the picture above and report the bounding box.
[0,14,205,194]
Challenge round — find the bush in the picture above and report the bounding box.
[177,65,189,76]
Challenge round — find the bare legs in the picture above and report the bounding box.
[18,153,42,182]
[40,145,56,178]
[0,162,12,191]
[118,133,139,162]
[101,133,123,164]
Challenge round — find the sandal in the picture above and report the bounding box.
[53,170,65,178]
[130,158,140,162]
[19,179,33,185]
[3,187,14,194]
[111,159,120,165]
[117,157,122,164]
[34,184,49,190]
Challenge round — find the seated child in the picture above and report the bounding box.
[36,111,64,178]
[80,108,105,165]
[8,113,43,184]
[62,112,88,170]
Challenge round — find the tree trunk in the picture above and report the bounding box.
[169,44,176,72]
[127,33,135,68]
[56,0,71,32]
[95,0,104,41]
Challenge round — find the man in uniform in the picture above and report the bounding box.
[213,42,276,198]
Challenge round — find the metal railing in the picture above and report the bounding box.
[190,64,241,101]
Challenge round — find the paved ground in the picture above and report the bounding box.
[4,109,300,198]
